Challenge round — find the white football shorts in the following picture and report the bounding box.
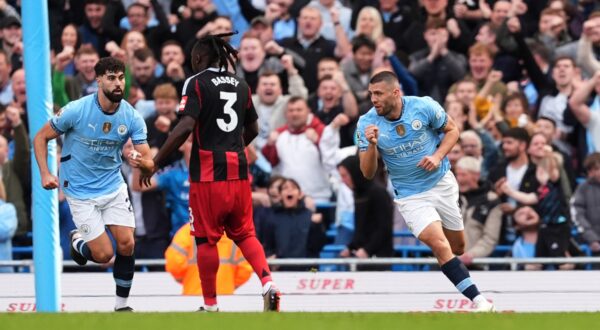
[65,183,135,241]
[394,171,464,238]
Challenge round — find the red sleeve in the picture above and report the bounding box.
[309,116,326,144]
[178,77,202,119]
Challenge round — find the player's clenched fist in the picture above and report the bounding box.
[365,125,379,145]
[42,173,59,190]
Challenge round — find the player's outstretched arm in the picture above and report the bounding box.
[130,142,154,173]
[33,122,61,190]
[131,168,158,192]
[141,116,194,187]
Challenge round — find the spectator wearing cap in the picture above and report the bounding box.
[0,16,22,72]
[456,156,502,268]
[249,16,275,46]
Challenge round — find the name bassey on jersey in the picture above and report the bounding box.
[179,68,258,182]
[211,76,239,87]
[356,96,450,199]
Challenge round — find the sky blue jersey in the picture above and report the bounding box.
[356,96,450,199]
[51,93,147,199]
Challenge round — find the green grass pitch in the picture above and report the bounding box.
[2,312,600,330]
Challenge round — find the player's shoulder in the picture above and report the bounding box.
[118,100,142,118]
[357,108,379,126]
[404,95,438,107]
[66,93,95,109]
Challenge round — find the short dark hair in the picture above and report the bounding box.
[537,116,557,128]
[425,17,446,31]
[503,127,530,144]
[552,55,575,67]
[76,44,98,58]
[527,40,551,64]
[502,92,529,112]
[369,71,398,85]
[128,2,149,14]
[84,0,107,6]
[584,152,600,171]
[351,34,376,53]
[161,40,183,51]
[94,57,125,77]
[287,95,307,107]
[133,47,155,62]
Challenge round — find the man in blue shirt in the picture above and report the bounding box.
[357,71,495,312]
[33,57,153,312]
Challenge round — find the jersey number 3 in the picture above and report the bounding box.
[217,91,239,132]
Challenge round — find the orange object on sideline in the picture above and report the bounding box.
[165,225,253,295]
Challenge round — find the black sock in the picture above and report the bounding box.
[440,257,481,301]
[113,253,135,298]
[76,240,95,262]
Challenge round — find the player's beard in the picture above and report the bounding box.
[104,88,124,103]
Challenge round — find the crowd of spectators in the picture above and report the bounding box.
[1,0,600,272]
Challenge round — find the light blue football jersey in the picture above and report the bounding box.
[356,96,450,199]
[51,93,147,199]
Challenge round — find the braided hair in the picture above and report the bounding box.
[191,31,238,73]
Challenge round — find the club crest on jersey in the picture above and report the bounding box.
[411,120,422,131]
[179,96,188,112]
[103,122,112,133]
[80,224,91,235]
[396,124,406,136]
[118,125,128,135]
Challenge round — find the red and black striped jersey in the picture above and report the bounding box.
[178,68,258,182]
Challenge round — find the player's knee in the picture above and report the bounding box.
[93,249,114,263]
[429,237,451,255]
[116,238,135,256]
[452,243,465,256]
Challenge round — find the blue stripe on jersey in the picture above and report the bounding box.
[50,120,64,134]
[52,93,147,199]
[356,96,450,199]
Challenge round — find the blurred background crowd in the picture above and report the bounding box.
[1,0,600,276]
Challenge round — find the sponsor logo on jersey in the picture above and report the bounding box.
[102,122,112,134]
[179,96,187,112]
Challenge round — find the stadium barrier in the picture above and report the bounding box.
[2,271,600,312]
[2,256,600,271]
